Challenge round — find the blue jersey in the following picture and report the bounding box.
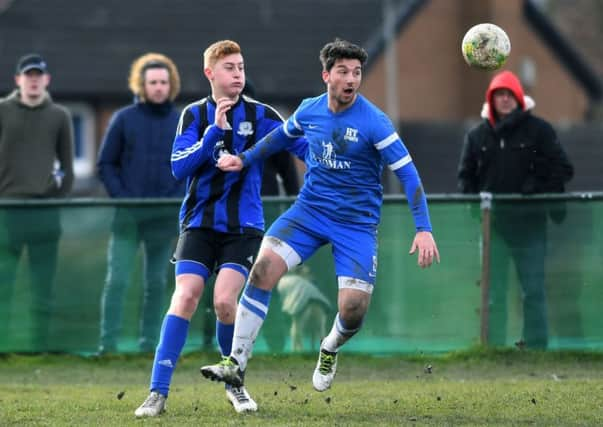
[171,95,306,234]
[279,93,431,229]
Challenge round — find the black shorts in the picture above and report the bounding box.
[172,228,262,278]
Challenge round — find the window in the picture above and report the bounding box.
[64,102,96,178]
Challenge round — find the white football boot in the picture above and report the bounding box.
[312,348,338,392]
[134,391,166,418]
[225,384,258,413]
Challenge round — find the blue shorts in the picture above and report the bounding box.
[266,202,378,285]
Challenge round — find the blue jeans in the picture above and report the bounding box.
[99,206,178,352]
[489,207,548,349]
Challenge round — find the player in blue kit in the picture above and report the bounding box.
[201,39,439,400]
[134,40,306,417]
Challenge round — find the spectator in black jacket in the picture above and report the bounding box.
[245,79,301,353]
[457,70,573,349]
[96,53,185,354]
[242,78,301,197]
[261,150,300,197]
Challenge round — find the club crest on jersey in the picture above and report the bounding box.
[344,127,359,142]
[322,141,334,161]
[237,121,254,136]
[212,140,229,162]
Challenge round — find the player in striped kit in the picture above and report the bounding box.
[135,40,306,417]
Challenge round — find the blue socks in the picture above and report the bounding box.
[216,320,234,356]
[150,314,189,397]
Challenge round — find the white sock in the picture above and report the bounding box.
[230,285,271,370]
[321,313,361,353]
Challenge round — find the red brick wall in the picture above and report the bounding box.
[363,0,589,123]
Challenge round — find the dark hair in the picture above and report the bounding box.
[319,38,368,72]
[141,60,169,76]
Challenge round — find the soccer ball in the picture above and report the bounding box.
[461,23,511,70]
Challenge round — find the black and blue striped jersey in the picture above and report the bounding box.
[171,95,306,234]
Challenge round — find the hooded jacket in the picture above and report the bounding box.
[458,71,573,194]
[0,90,74,197]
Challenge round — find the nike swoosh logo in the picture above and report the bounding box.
[308,124,318,129]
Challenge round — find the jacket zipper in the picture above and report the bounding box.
[500,138,505,149]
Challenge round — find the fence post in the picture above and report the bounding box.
[479,192,493,346]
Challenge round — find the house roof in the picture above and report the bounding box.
[524,0,602,103]
[0,0,416,103]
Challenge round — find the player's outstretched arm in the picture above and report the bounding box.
[220,125,295,173]
[409,231,440,268]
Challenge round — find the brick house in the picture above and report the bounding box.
[0,0,600,192]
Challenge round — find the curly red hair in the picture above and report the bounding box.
[128,53,181,102]
[203,40,241,69]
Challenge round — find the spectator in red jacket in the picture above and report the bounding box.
[458,70,574,349]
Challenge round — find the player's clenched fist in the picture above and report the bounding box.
[217,154,243,172]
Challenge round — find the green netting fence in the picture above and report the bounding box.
[0,193,601,355]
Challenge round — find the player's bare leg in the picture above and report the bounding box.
[313,285,371,391]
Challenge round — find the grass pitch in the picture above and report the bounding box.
[1,348,602,426]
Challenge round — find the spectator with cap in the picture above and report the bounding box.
[0,53,74,352]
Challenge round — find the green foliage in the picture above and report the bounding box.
[1,350,602,426]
